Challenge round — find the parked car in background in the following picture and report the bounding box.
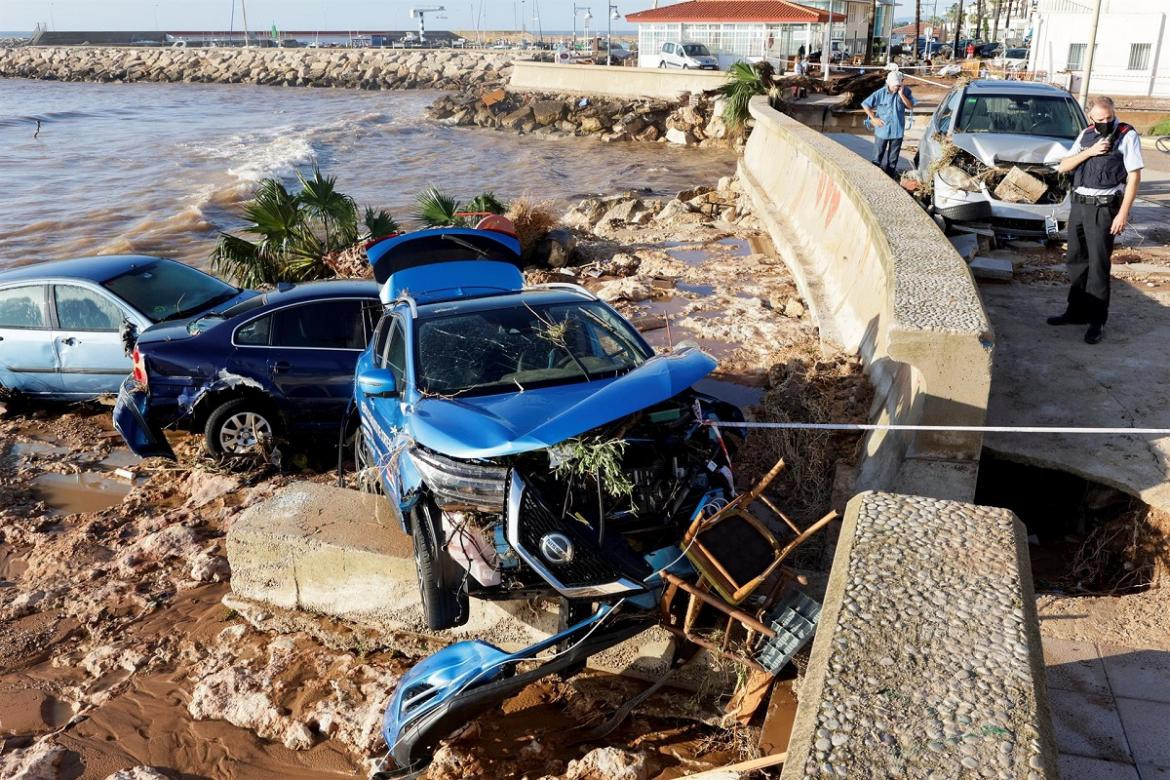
[656,41,719,69]
[0,255,248,400]
[916,80,1087,237]
[995,47,1030,71]
[977,42,1004,58]
[114,280,381,460]
[353,226,741,630]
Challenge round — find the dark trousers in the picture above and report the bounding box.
[1065,197,1120,325]
[872,136,902,179]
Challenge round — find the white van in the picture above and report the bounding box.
[656,41,719,70]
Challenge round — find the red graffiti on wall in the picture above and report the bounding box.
[815,172,842,228]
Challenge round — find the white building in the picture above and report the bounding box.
[626,0,893,69]
[1028,0,1169,97]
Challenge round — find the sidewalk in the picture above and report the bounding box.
[1045,637,1170,779]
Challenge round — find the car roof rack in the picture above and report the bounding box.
[524,282,597,301]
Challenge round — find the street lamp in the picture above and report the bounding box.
[572,4,591,50]
[606,4,619,65]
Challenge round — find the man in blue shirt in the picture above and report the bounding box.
[861,71,916,179]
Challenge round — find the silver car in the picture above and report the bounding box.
[916,80,1087,237]
[657,41,719,70]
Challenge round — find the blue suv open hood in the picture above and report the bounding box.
[408,345,717,460]
[366,228,524,304]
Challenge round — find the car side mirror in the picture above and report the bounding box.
[357,367,398,398]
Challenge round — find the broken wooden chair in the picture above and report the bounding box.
[681,457,838,605]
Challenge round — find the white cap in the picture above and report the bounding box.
[886,71,904,87]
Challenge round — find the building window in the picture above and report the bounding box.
[1067,43,1086,70]
[1128,43,1152,71]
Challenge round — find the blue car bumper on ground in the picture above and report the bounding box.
[112,377,176,460]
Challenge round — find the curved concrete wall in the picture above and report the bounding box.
[509,60,727,99]
[739,96,994,500]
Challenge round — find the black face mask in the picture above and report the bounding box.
[1093,120,1115,136]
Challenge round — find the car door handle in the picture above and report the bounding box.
[60,337,77,346]
[271,360,291,373]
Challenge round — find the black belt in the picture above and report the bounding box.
[1073,192,1122,206]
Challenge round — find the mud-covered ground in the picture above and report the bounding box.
[0,180,869,779]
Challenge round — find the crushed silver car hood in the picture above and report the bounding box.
[951,134,1075,166]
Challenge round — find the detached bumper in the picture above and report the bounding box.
[113,378,176,460]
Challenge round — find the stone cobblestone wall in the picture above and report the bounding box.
[0,46,513,91]
[781,491,1057,780]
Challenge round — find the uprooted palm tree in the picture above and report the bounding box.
[720,60,783,132]
[415,187,508,228]
[211,167,398,287]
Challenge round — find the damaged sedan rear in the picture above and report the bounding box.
[916,79,1088,238]
[354,225,742,631]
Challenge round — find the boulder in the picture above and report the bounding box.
[636,125,661,142]
[501,105,534,129]
[531,229,578,268]
[578,116,605,133]
[665,127,695,146]
[532,100,567,126]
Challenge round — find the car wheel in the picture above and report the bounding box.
[659,60,666,68]
[682,64,689,70]
[204,398,277,458]
[410,497,469,630]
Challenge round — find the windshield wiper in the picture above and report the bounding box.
[163,291,238,322]
[441,234,492,259]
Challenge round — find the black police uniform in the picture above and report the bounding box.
[1062,122,1135,327]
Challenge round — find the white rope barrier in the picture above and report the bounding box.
[706,421,1170,435]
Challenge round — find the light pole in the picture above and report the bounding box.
[572,4,591,50]
[1077,0,1103,105]
[521,0,527,39]
[606,4,619,65]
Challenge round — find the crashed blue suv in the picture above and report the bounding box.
[354,225,741,631]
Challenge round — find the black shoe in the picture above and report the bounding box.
[1084,324,1104,344]
[1047,313,1086,326]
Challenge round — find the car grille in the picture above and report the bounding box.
[506,472,643,598]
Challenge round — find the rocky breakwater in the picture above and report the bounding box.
[0,46,513,91]
[428,88,735,148]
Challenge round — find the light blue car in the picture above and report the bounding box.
[353,225,742,631]
[0,255,247,400]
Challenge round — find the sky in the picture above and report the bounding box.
[0,0,640,33]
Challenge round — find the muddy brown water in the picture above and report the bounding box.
[0,79,737,270]
[31,472,133,515]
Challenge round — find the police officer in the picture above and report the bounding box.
[1048,95,1144,344]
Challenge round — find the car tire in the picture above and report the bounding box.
[410,497,469,630]
[682,64,689,70]
[659,61,666,68]
[204,398,278,458]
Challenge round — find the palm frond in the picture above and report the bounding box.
[210,232,283,288]
[466,192,508,215]
[415,186,464,227]
[720,61,766,129]
[363,207,400,239]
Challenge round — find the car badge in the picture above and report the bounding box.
[539,533,574,565]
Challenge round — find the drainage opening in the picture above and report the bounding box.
[974,452,1170,595]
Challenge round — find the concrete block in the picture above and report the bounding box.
[948,232,980,261]
[1058,755,1140,780]
[1100,645,1170,703]
[970,255,1014,280]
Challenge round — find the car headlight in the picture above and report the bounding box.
[938,165,982,193]
[409,447,508,512]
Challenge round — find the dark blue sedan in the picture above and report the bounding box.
[114,280,381,459]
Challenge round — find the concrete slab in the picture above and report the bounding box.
[970,255,1014,280]
[949,233,980,261]
[1115,697,1170,766]
[1044,638,1111,697]
[1048,687,1132,762]
[1100,646,1170,703]
[1058,754,1141,779]
[1139,763,1170,779]
[981,282,1170,514]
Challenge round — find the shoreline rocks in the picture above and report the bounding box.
[0,46,513,91]
[428,88,738,149]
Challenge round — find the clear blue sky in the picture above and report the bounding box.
[0,0,640,32]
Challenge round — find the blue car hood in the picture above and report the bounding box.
[408,346,716,459]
